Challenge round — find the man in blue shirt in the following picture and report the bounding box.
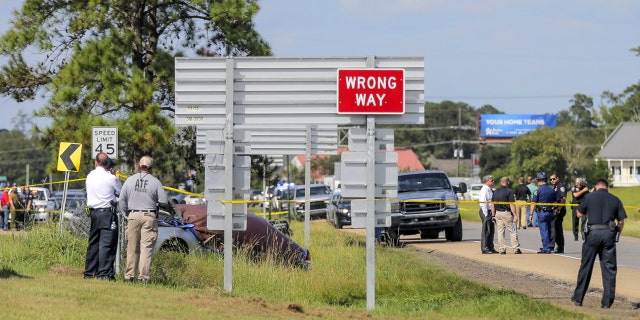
[530,172,556,253]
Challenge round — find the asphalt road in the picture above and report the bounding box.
[400,220,640,302]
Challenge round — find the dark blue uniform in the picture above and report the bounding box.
[551,181,567,252]
[532,183,556,253]
[572,187,626,308]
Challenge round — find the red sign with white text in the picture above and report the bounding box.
[337,69,405,114]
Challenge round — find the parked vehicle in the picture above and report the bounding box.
[30,187,52,222]
[289,184,331,220]
[249,189,263,207]
[468,184,483,201]
[62,202,310,268]
[385,170,467,246]
[182,194,206,206]
[178,205,311,269]
[263,183,294,211]
[325,191,351,229]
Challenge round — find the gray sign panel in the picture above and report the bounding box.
[175,57,424,127]
[204,155,249,231]
[348,128,394,152]
[196,125,338,155]
[351,199,391,229]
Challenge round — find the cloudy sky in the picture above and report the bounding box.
[2,0,639,130]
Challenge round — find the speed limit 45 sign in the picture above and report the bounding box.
[92,126,118,159]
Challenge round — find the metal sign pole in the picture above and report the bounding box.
[223,58,235,292]
[58,171,70,236]
[365,116,376,311]
[304,125,311,247]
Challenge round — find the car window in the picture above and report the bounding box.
[399,173,451,192]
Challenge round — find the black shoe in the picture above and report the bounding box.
[552,250,564,254]
[481,250,494,254]
[571,298,582,306]
[124,278,134,283]
[574,235,579,241]
[489,249,499,254]
[523,225,526,229]
[537,250,551,254]
[500,251,506,255]
[601,305,610,309]
[514,249,522,254]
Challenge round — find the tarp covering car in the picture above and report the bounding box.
[175,204,311,269]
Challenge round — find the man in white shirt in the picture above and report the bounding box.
[84,152,122,280]
[478,175,497,254]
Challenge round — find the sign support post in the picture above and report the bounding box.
[223,58,234,292]
[365,116,376,311]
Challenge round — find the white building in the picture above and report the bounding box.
[597,122,640,186]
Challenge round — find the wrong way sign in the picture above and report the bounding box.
[337,69,405,114]
[92,126,118,159]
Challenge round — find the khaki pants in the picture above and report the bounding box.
[125,211,158,282]
[514,203,528,228]
[495,210,520,252]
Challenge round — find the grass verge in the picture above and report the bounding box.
[0,221,592,319]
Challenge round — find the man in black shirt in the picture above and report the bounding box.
[491,177,521,254]
[571,179,626,309]
[513,177,531,230]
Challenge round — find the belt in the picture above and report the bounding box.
[130,210,155,213]
[91,208,111,212]
[588,224,610,230]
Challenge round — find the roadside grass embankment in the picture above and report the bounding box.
[0,221,591,319]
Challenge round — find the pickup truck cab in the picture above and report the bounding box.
[386,170,467,246]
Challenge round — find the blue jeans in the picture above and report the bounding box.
[537,211,554,252]
[2,205,8,230]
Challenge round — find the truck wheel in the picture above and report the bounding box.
[445,217,463,242]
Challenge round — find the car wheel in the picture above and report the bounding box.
[159,238,189,253]
[445,217,463,242]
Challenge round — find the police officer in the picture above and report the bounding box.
[119,156,168,283]
[549,173,567,253]
[571,178,626,308]
[530,172,556,254]
[84,152,121,280]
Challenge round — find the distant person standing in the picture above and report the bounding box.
[478,175,497,254]
[513,177,531,230]
[1,187,9,231]
[119,156,168,283]
[492,177,521,254]
[8,186,21,230]
[84,153,122,280]
[530,172,556,254]
[526,175,538,227]
[571,179,626,309]
[571,177,589,241]
[550,173,567,254]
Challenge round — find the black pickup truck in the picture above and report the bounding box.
[384,170,467,246]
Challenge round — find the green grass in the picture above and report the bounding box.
[0,222,591,319]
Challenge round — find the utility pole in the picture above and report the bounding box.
[456,107,461,177]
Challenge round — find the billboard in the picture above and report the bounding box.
[480,114,557,138]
